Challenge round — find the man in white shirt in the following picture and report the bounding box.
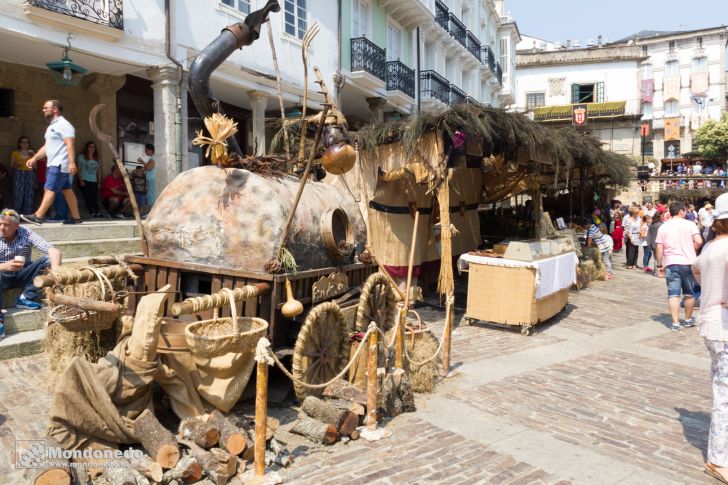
[644,201,657,218]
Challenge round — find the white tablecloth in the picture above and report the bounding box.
[457,252,578,299]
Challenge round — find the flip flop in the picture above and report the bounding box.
[705,463,728,484]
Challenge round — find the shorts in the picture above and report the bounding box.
[44,165,72,191]
[665,264,697,298]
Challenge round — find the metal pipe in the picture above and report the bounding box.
[188,0,281,156]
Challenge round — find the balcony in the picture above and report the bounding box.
[448,13,467,48]
[435,0,449,32]
[378,0,434,30]
[465,31,481,60]
[420,70,450,105]
[481,45,496,71]
[24,0,124,41]
[351,37,386,89]
[450,84,466,106]
[386,60,415,100]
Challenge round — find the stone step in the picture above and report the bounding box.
[21,220,139,242]
[0,328,43,360]
[32,237,142,260]
[3,308,45,333]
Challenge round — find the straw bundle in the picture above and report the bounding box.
[437,173,454,297]
[192,113,239,166]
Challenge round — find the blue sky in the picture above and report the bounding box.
[506,0,728,44]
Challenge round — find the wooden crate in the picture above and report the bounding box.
[464,262,568,328]
[125,256,376,350]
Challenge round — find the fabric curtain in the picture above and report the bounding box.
[691,72,709,95]
[640,79,654,103]
[663,76,681,101]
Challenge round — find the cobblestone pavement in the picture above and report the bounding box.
[0,252,716,484]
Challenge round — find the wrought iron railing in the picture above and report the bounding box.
[481,45,495,70]
[495,62,503,85]
[465,31,481,60]
[420,70,450,104]
[351,37,386,82]
[386,60,415,98]
[449,14,467,48]
[449,84,467,106]
[465,96,479,105]
[27,0,124,30]
[435,0,449,32]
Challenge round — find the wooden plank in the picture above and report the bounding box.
[125,256,276,281]
[157,267,169,316]
[208,276,223,320]
[144,266,157,294]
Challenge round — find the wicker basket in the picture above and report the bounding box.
[49,267,119,333]
[184,288,268,358]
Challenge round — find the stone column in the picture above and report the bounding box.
[367,97,387,124]
[147,65,186,192]
[248,90,269,156]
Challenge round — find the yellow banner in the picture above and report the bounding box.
[664,117,681,141]
[533,101,626,122]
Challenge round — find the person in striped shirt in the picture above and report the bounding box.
[0,209,61,339]
[585,218,614,280]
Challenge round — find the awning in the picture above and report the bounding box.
[533,101,627,122]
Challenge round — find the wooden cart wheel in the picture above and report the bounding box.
[355,272,398,332]
[292,301,349,401]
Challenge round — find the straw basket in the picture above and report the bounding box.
[184,288,268,358]
[49,267,119,332]
[405,309,430,351]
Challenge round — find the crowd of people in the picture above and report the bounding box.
[5,100,156,224]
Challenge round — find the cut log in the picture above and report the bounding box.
[325,398,366,416]
[178,440,237,485]
[349,429,360,441]
[290,417,338,445]
[179,417,220,449]
[93,466,137,485]
[29,438,71,485]
[129,451,164,482]
[133,408,180,469]
[48,293,121,314]
[33,264,144,288]
[323,378,367,406]
[301,395,359,436]
[207,410,248,456]
[161,454,203,484]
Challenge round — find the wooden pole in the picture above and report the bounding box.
[441,294,454,377]
[48,293,121,313]
[394,302,405,369]
[254,359,269,477]
[404,210,420,309]
[364,246,406,301]
[365,323,378,430]
[171,283,270,316]
[267,22,290,159]
[34,264,143,289]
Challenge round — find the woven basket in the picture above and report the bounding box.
[185,288,268,358]
[49,267,118,332]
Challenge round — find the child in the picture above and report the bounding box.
[130,165,147,211]
[640,215,653,271]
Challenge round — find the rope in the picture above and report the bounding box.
[402,296,453,366]
[255,337,274,365]
[112,255,139,283]
[260,321,379,390]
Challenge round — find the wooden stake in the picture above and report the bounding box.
[394,302,406,369]
[365,324,378,430]
[267,22,290,159]
[254,359,269,478]
[441,294,454,377]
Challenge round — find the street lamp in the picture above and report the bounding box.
[46,34,87,87]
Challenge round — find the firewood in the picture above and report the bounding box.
[325,398,366,416]
[395,368,416,413]
[349,429,360,440]
[133,408,180,469]
[207,410,248,456]
[301,395,359,436]
[323,378,367,406]
[129,451,164,482]
[161,454,203,484]
[290,417,338,445]
[178,440,237,485]
[28,438,71,485]
[179,417,220,449]
[93,466,137,485]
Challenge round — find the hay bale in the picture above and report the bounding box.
[404,328,440,393]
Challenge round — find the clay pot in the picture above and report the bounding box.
[321,142,356,175]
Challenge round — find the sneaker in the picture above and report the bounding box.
[0,318,5,340]
[112,213,126,219]
[20,214,44,225]
[671,323,681,332]
[16,296,41,310]
[683,317,696,328]
[62,218,83,225]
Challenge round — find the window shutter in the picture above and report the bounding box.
[571,84,579,103]
[596,82,605,102]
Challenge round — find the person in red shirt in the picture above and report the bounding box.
[100,165,130,218]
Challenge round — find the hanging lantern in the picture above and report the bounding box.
[46,34,87,87]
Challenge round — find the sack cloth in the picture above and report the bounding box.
[46,339,159,451]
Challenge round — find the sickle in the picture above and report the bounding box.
[89,103,149,256]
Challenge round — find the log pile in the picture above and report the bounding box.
[133,409,180,469]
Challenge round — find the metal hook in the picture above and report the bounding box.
[63,33,73,57]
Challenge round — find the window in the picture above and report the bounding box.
[697,36,703,48]
[387,24,401,61]
[499,38,509,73]
[284,0,307,40]
[526,92,545,109]
[642,102,652,119]
[692,57,707,72]
[641,63,653,80]
[641,45,648,56]
[668,40,676,53]
[352,0,369,38]
[571,82,604,103]
[665,60,679,76]
[0,89,13,118]
[664,99,679,116]
[220,0,250,14]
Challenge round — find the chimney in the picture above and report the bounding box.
[597,34,603,45]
